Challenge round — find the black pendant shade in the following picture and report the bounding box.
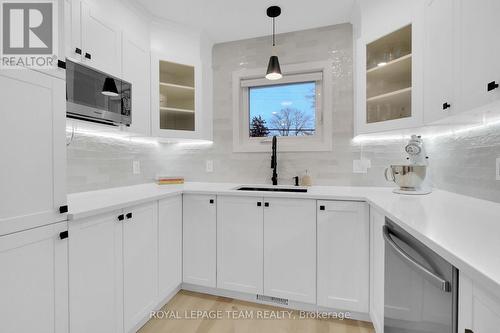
[265,6,282,80]
[266,55,282,80]
[102,77,119,97]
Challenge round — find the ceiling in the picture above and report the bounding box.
[135,0,355,43]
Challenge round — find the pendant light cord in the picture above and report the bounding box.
[272,17,276,46]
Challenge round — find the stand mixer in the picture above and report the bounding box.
[385,135,432,195]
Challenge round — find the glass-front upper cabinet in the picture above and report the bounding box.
[366,25,412,124]
[158,60,195,131]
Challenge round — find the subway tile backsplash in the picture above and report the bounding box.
[67,24,500,203]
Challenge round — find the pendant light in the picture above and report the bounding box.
[265,6,282,80]
[102,77,119,97]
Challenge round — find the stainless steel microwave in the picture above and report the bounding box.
[66,59,132,126]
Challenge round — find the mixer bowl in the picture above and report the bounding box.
[385,165,427,190]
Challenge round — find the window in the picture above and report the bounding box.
[233,61,333,152]
[249,82,316,137]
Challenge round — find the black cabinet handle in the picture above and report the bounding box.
[59,205,68,214]
[59,231,68,240]
[209,199,214,204]
[75,47,82,54]
[264,202,269,207]
[442,102,451,110]
[118,214,124,221]
[126,212,132,219]
[84,52,92,60]
[464,330,473,333]
[257,202,262,207]
[487,81,499,91]
[319,205,325,211]
[57,60,66,69]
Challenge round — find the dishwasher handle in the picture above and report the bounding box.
[383,225,451,292]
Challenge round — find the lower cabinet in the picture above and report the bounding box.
[369,207,385,332]
[217,195,264,294]
[123,202,158,332]
[69,210,124,333]
[317,200,369,313]
[183,194,217,287]
[0,222,68,333]
[69,202,159,333]
[264,197,316,304]
[459,273,500,333]
[158,195,183,300]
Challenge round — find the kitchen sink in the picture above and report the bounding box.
[235,186,308,193]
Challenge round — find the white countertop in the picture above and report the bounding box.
[68,182,500,298]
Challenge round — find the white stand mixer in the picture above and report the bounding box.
[385,135,432,195]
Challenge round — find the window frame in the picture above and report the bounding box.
[232,61,333,152]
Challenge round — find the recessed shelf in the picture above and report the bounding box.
[160,106,195,113]
[367,87,412,103]
[367,53,412,74]
[159,82,194,90]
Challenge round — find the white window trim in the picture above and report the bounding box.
[232,61,333,152]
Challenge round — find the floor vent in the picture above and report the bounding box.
[256,294,289,306]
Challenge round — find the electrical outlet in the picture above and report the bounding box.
[206,160,214,173]
[353,159,371,174]
[133,160,141,175]
[496,157,500,180]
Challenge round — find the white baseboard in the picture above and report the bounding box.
[181,283,371,323]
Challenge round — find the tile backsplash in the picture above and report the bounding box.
[67,24,500,203]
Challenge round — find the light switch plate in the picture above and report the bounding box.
[133,160,141,175]
[206,160,214,173]
[496,157,500,180]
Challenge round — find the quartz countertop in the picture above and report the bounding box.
[68,182,500,298]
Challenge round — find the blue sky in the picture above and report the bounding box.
[249,82,315,127]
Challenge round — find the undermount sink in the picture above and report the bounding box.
[235,186,308,193]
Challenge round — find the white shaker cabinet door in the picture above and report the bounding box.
[183,194,217,287]
[0,69,66,236]
[369,206,385,333]
[122,202,158,333]
[317,201,369,313]
[69,210,124,333]
[158,195,183,300]
[0,222,68,333]
[263,197,316,304]
[217,195,264,294]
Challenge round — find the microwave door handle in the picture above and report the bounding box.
[383,225,451,292]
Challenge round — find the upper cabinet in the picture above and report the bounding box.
[151,54,205,139]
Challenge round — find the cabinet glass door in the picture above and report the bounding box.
[366,25,412,124]
[158,60,195,131]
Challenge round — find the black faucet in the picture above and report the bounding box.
[271,136,278,185]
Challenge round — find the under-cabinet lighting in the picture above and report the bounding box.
[377,62,387,67]
[65,126,159,146]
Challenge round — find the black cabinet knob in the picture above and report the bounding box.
[257,202,262,207]
[84,52,92,60]
[487,81,499,91]
[209,199,214,204]
[442,102,451,110]
[75,47,82,54]
[126,212,132,219]
[118,214,124,221]
[59,205,68,214]
[59,231,69,240]
[464,330,474,333]
[264,202,269,207]
[319,205,325,211]
[57,60,66,69]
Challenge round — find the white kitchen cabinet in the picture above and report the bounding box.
[423,0,456,123]
[69,210,124,333]
[317,201,369,313]
[64,0,82,62]
[80,2,122,76]
[158,195,183,301]
[123,202,158,332]
[263,198,316,304]
[183,194,217,287]
[0,69,66,236]
[217,196,264,294]
[458,0,500,113]
[0,222,68,333]
[369,207,385,332]
[459,273,500,333]
[122,33,151,136]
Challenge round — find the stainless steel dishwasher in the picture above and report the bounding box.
[384,218,458,333]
